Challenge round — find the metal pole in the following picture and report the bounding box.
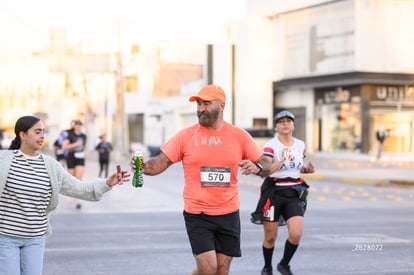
[114,53,129,159]
[113,1,129,159]
[207,45,213,85]
[231,44,236,125]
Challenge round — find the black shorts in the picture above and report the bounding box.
[66,153,85,169]
[56,154,65,161]
[263,188,305,223]
[183,210,241,257]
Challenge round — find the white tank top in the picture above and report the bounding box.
[263,135,306,183]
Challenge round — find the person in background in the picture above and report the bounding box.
[376,125,387,160]
[61,119,87,209]
[53,129,69,168]
[95,133,113,178]
[0,129,4,149]
[130,85,272,275]
[251,110,315,275]
[0,115,130,275]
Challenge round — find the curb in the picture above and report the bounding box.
[302,174,414,186]
[388,180,414,187]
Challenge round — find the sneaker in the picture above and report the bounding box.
[261,266,273,275]
[277,263,293,275]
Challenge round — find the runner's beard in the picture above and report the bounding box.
[198,107,220,127]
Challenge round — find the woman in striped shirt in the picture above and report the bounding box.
[0,115,130,275]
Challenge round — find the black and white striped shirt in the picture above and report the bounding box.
[0,150,52,238]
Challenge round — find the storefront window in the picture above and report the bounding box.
[320,103,361,152]
[370,111,413,154]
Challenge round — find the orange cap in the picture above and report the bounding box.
[189,85,226,103]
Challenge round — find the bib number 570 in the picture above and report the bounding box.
[208,172,225,181]
[200,166,231,187]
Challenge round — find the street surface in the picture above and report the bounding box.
[43,160,414,275]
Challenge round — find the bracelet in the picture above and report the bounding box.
[255,163,263,175]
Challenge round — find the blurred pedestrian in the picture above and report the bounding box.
[130,85,272,275]
[376,125,387,160]
[251,110,314,275]
[0,115,130,275]
[0,129,4,149]
[53,129,69,168]
[95,133,113,178]
[61,119,87,209]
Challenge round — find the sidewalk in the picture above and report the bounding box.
[303,152,414,186]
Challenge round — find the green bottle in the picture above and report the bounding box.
[133,150,144,188]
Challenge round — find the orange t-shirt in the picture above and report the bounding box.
[161,122,263,215]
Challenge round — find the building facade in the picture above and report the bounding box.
[2,0,414,158]
[233,0,414,155]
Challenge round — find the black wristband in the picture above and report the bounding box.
[255,163,263,175]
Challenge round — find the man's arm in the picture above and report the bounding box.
[239,154,272,177]
[141,152,173,176]
[255,154,272,178]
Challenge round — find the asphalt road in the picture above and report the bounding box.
[43,163,414,275]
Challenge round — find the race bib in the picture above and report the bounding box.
[74,152,85,159]
[200,166,231,187]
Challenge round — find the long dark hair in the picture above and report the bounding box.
[9,115,41,150]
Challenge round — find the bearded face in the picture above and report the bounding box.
[197,103,220,127]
